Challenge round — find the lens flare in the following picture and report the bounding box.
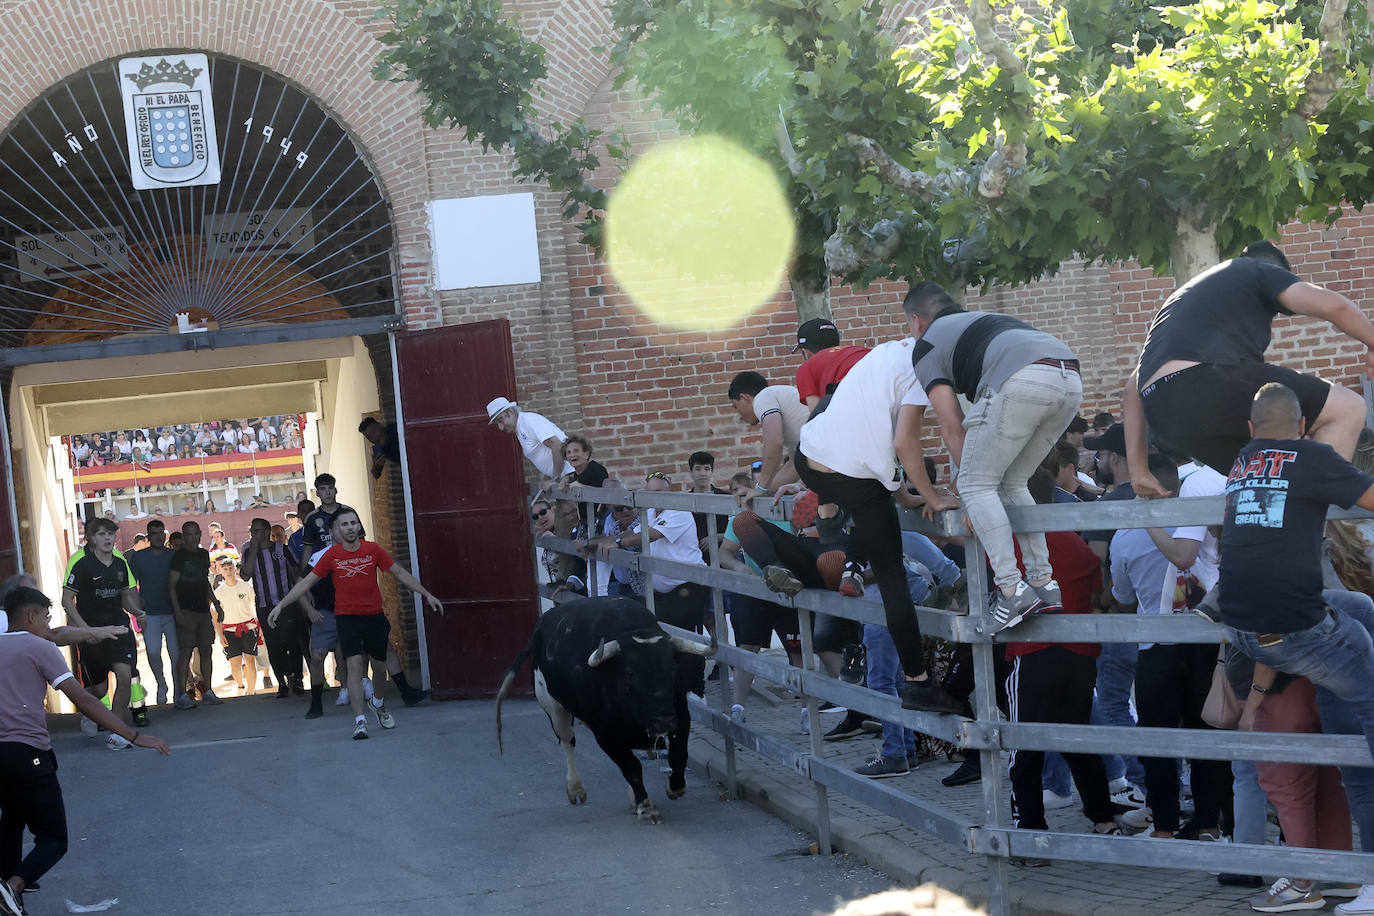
[606,135,795,332]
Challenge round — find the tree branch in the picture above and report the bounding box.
[824,219,901,277]
[845,134,961,199]
[965,0,1029,200]
[1296,0,1351,122]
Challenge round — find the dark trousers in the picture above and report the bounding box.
[1135,643,1233,833]
[1007,648,1115,829]
[261,604,309,683]
[732,514,826,587]
[795,451,926,676]
[0,742,68,887]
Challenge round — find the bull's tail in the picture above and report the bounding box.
[495,641,536,756]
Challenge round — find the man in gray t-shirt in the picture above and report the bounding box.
[905,281,1082,632]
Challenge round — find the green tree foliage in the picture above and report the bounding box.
[375,0,1374,295]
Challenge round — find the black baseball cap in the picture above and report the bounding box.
[793,318,840,353]
[1083,423,1127,457]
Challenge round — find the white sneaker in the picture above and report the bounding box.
[1336,885,1374,915]
[336,688,350,706]
[1120,806,1153,830]
[1109,779,1146,808]
[729,704,746,724]
[106,733,132,750]
[1042,789,1074,810]
[80,715,98,738]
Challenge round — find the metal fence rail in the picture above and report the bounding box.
[535,484,1374,909]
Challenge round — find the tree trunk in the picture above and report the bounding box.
[1168,212,1219,288]
[789,271,831,323]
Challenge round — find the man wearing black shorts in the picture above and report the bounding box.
[168,521,226,709]
[1124,241,1374,497]
[269,509,442,739]
[62,518,144,750]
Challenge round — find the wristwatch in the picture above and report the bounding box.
[615,537,623,548]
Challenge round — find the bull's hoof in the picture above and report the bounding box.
[567,784,588,805]
[636,800,664,825]
[666,775,687,800]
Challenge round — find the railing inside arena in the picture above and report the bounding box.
[535,485,1374,913]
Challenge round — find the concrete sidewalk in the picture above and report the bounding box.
[29,688,899,916]
[685,671,1283,916]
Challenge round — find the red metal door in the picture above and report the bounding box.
[395,319,538,698]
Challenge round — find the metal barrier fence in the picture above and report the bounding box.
[536,485,1374,912]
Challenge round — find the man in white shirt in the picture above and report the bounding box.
[1109,453,1230,841]
[793,331,964,717]
[487,397,574,484]
[726,372,810,495]
[585,472,709,693]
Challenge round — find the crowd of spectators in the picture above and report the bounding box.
[65,415,304,468]
[512,243,1374,912]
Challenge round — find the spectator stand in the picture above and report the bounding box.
[537,484,1374,915]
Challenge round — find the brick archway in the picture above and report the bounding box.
[0,0,431,321]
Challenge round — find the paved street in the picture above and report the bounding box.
[33,692,897,916]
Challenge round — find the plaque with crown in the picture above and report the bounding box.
[117,53,221,191]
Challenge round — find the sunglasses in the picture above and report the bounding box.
[531,508,550,520]
[645,472,672,484]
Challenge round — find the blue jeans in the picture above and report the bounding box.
[1312,589,1374,852]
[863,570,931,758]
[1231,760,1267,848]
[1096,641,1145,788]
[142,614,178,692]
[900,531,961,587]
[1225,588,1374,775]
[864,623,914,759]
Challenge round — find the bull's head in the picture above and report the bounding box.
[586,630,678,738]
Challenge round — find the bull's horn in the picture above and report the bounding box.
[668,633,716,657]
[588,639,621,667]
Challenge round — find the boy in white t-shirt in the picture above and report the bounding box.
[726,372,810,495]
[795,333,965,717]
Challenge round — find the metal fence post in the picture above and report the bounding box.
[965,532,1010,916]
[707,509,738,798]
[584,498,598,597]
[796,604,833,854]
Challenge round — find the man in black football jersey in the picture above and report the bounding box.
[61,517,144,749]
[298,474,365,575]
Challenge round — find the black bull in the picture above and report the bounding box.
[495,597,716,824]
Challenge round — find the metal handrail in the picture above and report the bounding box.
[533,484,1374,906]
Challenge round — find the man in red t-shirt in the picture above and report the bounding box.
[270,509,443,740]
[792,318,870,410]
[1004,469,1122,854]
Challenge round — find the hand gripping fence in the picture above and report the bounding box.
[535,485,1374,912]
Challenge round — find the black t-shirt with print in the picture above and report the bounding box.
[171,547,214,612]
[301,505,365,560]
[65,551,135,626]
[1137,258,1301,384]
[1219,438,1373,633]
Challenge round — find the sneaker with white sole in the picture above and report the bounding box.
[838,563,865,598]
[1031,579,1063,612]
[1327,885,1364,900]
[1042,789,1073,810]
[336,687,350,706]
[1120,805,1153,830]
[373,701,396,729]
[106,734,132,751]
[1108,777,1146,806]
[1336,885,1374,915]
[729,704,746,724]
[352,718,369,740]
[79,715,98,738]
[1249,877,1324,913]
[200,689,223,706]
[0,879,23,916]
[990,581,1046,631]
[762,565,804,597]
[854,754,909,779]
